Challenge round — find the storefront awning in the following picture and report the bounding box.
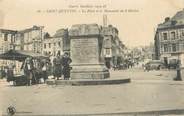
[0,50,48,61]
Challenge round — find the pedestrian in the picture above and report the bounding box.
[46,59,52,78]
[6,63,15,84]
[32,59,41,84]
[61,52,72,80]
[41,61,48,83]
[145,63,150,72]
[21,57,34,86]
[53,52,62,80]
[31,59,39,85]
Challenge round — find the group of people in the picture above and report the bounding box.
[52,52,72,80]
[111,60,135,71]
[21,56,50,86]
[20,52,72,86]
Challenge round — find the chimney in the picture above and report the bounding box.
[165,17,170,22]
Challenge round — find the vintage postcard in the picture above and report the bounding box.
[0,0,184,115]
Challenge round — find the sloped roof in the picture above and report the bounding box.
[0,29,17,34]
[53,28,68,37]
[158,9,184,29]
[18,26,43,33]
[0,50,48,61]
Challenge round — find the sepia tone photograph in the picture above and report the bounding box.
[0,0,184,115]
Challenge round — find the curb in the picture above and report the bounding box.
[46,78,131,86]
[3,108,184,116]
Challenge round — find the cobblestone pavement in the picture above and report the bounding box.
[0,68,184,115]
[110,67,176,80]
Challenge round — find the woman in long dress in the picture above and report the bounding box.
[53,54,62,80]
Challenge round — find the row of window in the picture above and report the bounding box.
[162,43,184,52]
[1,33,15,42]
[43,42,61,49]
[19,30,41,44]
[162,31,184,40]
[43,50,61,56]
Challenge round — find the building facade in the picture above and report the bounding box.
[42,29,68,56]
[155,9,184,65]
[42,37,63,56]
[0,29,17,53]
[0,29,17,67]
[16,25,44,53]
[101,25,125,68]
[0,29,22,74]
[0,26,44,74]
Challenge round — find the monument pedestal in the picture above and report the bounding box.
[71,64,109,79]
[69,24,110,79]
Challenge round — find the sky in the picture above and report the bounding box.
[0,0,184,47]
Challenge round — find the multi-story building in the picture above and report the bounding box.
[0,29,17,67]
[0,29,17,53]
[102,25,125,68]
[0,29,22,74]
[16,25,44,53]
[0,26,44,53]
[154,9,184,65]
[42,29,68,56]
[0,26,44,74]
[14,32,24,50]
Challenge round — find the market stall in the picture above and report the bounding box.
[0,50,48,86]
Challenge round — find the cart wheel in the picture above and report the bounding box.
[7,106,16,116]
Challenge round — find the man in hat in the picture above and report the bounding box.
[21,57,34,86]
[61,52,72,80]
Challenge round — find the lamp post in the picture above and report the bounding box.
[174,52,182,81]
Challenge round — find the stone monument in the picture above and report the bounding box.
[69,24,109,79]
